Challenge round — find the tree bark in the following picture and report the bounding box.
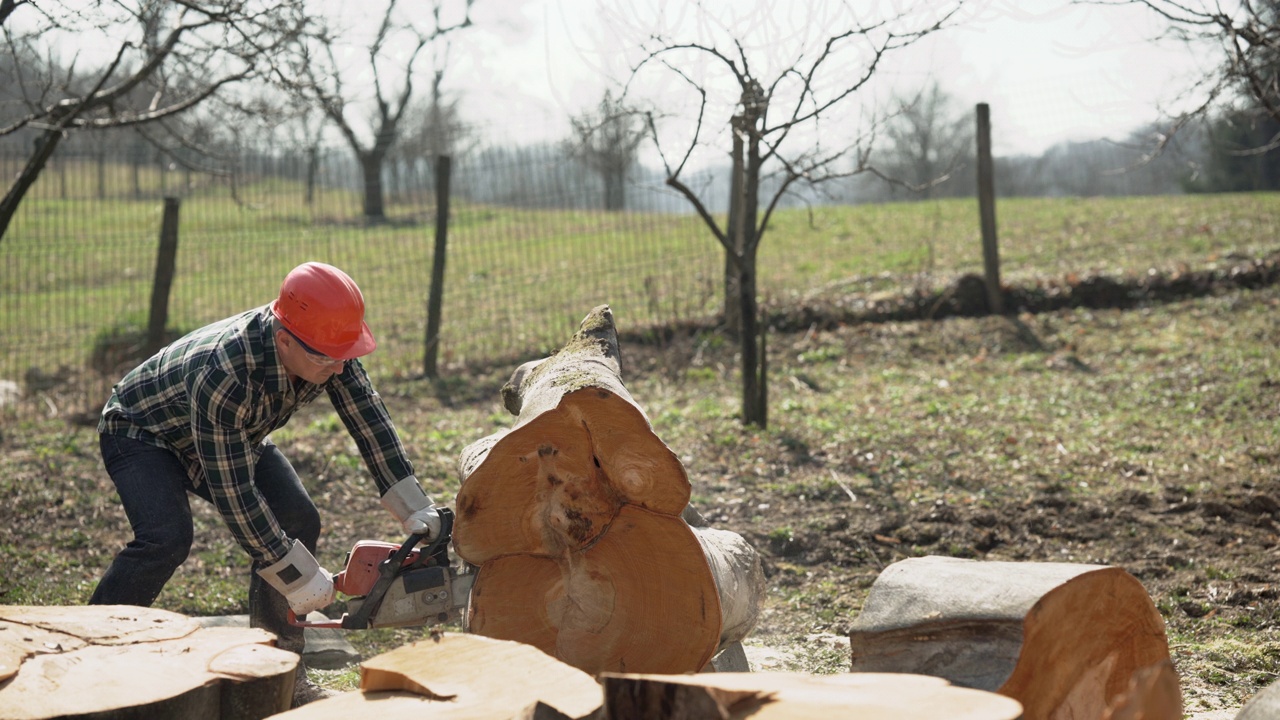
[598,670,1024,719]
[0,604,295,719]
[453,305,764,675]
[359,152,386,220]
[847,556,1177,720]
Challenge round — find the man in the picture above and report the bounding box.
[90,261,440,707]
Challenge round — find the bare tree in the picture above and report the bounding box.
[1085,0,1280,154]
[567,90,648,211]
[0,0,305,239]
[281,0,474,222]
[396,69,475,202]
[617,2,962,426]
[877,82,974,200]
[0,0,32,26]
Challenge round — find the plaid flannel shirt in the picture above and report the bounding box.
[99,305,414,565]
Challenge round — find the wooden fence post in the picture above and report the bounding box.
[423,155,452,379]
[147,196,180,353]
[976,103,1004,315]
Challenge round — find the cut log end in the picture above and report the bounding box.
[848,556,1176,720]
[0,605,294,720]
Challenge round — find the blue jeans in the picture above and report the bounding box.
[90,434,321,650]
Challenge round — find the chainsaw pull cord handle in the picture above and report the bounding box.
[341,507,455,630]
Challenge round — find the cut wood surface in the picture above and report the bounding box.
[599,670,1024,719]
[274,632,602,720]
[1100,660,1182,720]
[453,306,763,675]
[0,604,294,720]
[847,556,1175,720]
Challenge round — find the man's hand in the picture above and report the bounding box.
[381,476,441,540]
[257,540,335,615]
[402,506,442,539]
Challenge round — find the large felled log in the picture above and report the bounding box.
[598,670,1024,719]
[847,556,1177,720]
[0,604,295,720]
[453,305,764,675]
[275,632,603,720]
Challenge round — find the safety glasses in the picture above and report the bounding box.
[283,328,345,368]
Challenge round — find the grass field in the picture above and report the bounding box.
[3,180,1279,394]
[2,189,1280,715]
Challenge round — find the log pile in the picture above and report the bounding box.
[278,632,1026,720]
[452,305,764,675]
[0,604,295,719]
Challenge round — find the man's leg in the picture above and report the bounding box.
[246,442,322,652]
[89,434,195,606]
[246,443,332,706]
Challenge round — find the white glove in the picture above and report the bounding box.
[403,506,442,537]
[381,476,442,539]
[257,540,335,616]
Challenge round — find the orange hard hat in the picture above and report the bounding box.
[271,262,376,360]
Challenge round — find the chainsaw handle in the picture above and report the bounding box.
[287,608,345,629]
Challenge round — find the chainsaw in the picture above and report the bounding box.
[288,507,474,630]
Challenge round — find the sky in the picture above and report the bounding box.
[15,0,1223,161]
[451,0,1220,158]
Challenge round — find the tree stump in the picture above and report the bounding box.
[453,305,764,675]
[598,670,1024,719]
[847,556,1177,720]
[0,604,295,720]
[274,633,603,720]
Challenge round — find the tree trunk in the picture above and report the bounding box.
[603,168,624,211]
[0,604,295,719]
[723,117,745,337]
[738,113,766,427]
[453,305,764,676]
[847,556,1178,720]
[304,144,318,206]
[360,151,386,220]
[598,670,1024,719]
[0,128,65,241]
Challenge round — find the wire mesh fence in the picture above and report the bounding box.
[0,134,727,412]
[3,121,1278,415]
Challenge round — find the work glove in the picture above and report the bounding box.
[257,540,335,616]
[381,475,442,540]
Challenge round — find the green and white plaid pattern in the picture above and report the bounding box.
[100,305,414,564]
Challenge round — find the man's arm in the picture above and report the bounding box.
[326,361,440,538]
[188,366,292,564]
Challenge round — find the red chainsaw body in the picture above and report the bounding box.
[335,539,425,596]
